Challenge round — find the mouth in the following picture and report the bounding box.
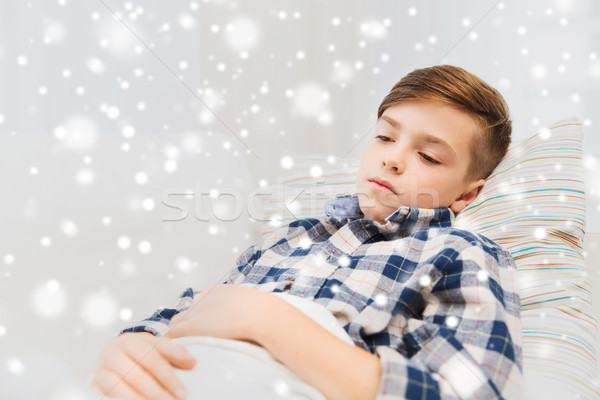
[369,179,396,194]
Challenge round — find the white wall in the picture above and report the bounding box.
[1,1,599,398]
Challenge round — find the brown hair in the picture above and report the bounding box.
[377,64,512,182]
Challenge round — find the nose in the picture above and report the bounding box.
[382,146,406,173]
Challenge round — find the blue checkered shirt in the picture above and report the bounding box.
[121,194,523,399]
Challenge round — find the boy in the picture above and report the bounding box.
[91,64,522,399]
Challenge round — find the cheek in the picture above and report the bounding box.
[357,153,375,177]
[425,174,459,201]
[356,165,367,181]
[414,172,451,195]
[412,168,441,186]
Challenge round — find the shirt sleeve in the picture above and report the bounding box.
[375,238,523,400]
[119,287,198,337]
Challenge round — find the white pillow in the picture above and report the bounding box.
[258,115,599,399]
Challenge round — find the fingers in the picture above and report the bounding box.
[157,337,197,369]
[123,352,185,400]
[123,337,194,399]
[93,334,193,400]
[101,348,180,400]
[91,367,146,400]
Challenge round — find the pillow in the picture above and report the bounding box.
[455,115,597,398]
[257,115,599,398]
[257,154,360,229]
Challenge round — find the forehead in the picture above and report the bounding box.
[379,101,479,156]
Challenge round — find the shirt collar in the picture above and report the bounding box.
[324,194,454,236]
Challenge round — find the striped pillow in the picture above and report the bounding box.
[454,115,597,398]
[258,115,598,398]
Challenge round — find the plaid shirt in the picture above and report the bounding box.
[122,194,523,399]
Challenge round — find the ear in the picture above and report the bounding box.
[449,178,485,213]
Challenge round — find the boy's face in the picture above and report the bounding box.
[356,100,485,224]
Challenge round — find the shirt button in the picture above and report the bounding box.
[284,277,295,282]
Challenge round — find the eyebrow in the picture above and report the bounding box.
[380,115,458,160]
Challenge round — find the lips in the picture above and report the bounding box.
[369,178,396,194]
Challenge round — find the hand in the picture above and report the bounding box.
[165,282,264,345]
[90,332,196,400]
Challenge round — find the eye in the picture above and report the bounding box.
[375,135,392,142]
[420,153,441,165]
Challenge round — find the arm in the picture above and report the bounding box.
[95,236,266,399]
[166,284,382,400]
[249,293,382,400]
[119,287,198,337]
[119,227,274,336]
[93,226,294,399]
